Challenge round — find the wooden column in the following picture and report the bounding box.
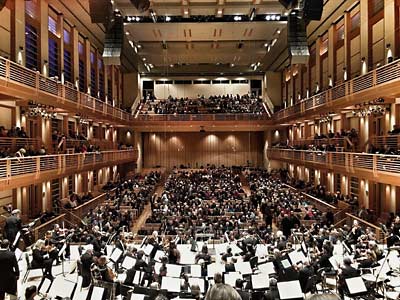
[84,38,91,93]
[72,26,79,86]
[384,0,396,63]
[328,25,335,84]
[360,0,369,70]
[39,0,49,75]
[344,12,351,78]
[12,0,26,64]
[315,37,321,90]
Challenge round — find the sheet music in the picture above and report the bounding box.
[130,294,146,300]
[122,256,137,269]
[110,247,123,262]
[161,277,181,292]
[189,264,202,277]
[154,262,162,274]
[154,250,165,262]
[224,272,242,287]
[106,245,113,257]
[252,273,270,289]
[49,277,76,298]
[288,250,307,265]
[14,248,23,261]
[188,278,205,293]
[281,259,291,269]
[258,262,275,275]
[143,244,154,256]
[133,271,142,285]
[345,277,367,294]
[207,263,225,278]
[256,244,269,258]
[234,261,252,275]
[91,286,105,300]
[39,278,52,294]
[166,264,182,278]
[277,280,303,299]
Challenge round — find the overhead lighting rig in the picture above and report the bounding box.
[123,14,286,23]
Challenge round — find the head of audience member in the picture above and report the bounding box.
[25,285,37,300]
[0,239,9,249]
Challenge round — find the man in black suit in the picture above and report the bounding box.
[235,279,250,300]
[0,239,19,300]
[80,248,94,288]
[338,257,360,299]
[4,210,22,245]
[298,261,314,293]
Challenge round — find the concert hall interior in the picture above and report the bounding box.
[1,0,400,299]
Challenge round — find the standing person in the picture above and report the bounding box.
[0,240,20,300]
[4,209,22,245]
[80,248,94,288]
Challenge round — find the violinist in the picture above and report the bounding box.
[44,231,60,264]
[90,255,115,283]
[31,240,55,279]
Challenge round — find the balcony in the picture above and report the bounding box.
[274,59,400,123]
[267,148,400,185]
[0,56,133,126]
[0,149,137,191]
[0,137,41,152]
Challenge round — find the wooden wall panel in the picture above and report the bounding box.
[350,35,361,77]
[143,132,264,169]
[372,19,385,66]
[0,5,11,57]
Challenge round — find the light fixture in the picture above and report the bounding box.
[165,16,171,21]
[234,15,242,21]
[135,16,140,21]
[126,16,132,22]
[249,8,256,21]
[265,15,271,20]
[125,31,130,35]
[142,57,146,61]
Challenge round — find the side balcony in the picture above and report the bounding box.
[0,149,138,191]
[273,59,400,123]
[267,148,400,185]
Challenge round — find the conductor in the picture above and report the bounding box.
[4,209,22,245]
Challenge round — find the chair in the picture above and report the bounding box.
[249,256,258,269]
[22,252,44,283]
[304,275,317,296]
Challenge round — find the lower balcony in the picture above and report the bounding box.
[0,149,138,191]
[267,148,400,185]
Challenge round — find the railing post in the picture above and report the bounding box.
[36,157,40,173]
[373,155,377,174]
[372,69,377,86]
[5,60,10,79]
[35,72,39,91]
[6,159,11,177]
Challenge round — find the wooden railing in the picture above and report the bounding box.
[268,148,400,175]
[33,214,66,241]
[338,213,385,243]
[135,113,270,122]
[0,137,41,152]
[370,135,400,150]
[0,149,137,180]
[71,188,116,220]
[65,138,117,150]
[0,56,133,123]
[273,59,400,121]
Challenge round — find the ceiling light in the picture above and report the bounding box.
[135,16,140,21]
[265,15,271,21]
[271,15,276,20]
[276,15,281,20]
[137,44,142,49]
[127,16,132,22]
[165,16,171,21]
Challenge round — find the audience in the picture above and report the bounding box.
[140,94,266,115]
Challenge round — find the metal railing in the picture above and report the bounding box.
[290,138,345,148]
[0,149,137,180]
[65,138,117,150]
[274,59,400,121]
[33,214,66,241]
[267,148,400,175]
[0,56,133,123]
[370,135,400,150]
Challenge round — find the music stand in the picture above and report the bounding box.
[86,285,107,300]
[110,247,123,263]
[38,277,53,295]
[251,273,270,290]
[277,280,304,300]
[48,276,77,299]
[161,276,181,293]
[345,277,368,298]
[121,256,137,270]
[55,242,68,277]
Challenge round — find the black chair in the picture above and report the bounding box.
[249,256,258,269]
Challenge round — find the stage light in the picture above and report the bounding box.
[165,16,171,21]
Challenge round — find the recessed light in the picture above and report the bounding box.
[137,44,142,49]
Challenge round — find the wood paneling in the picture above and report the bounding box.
[143,131,263,169]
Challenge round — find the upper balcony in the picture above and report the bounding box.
[273,59,400,124]
[0,149,137,191]
[267,148,400,185]
[0,56,133,126]
[133,97,273,131]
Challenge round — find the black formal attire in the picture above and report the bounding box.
[4,215,22,244]
[80,252,94,288]
[338,265,360,298]
[31,248,54,277]
[0,248,19,300]
[299,265,314,292]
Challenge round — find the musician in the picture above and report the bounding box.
[168,241,180,264]
[234,279,250,300]
[298,261,314,293]
[346,220,363,246]
[31,240,55,279]
[24,286,37,300]
[115,233,126,252]
[0,240,19,300]
[134,250,148,271]
[338,257,360,299]
[44,230,60,264]
[195,244,211,264]
[80,248,94,288]
[205,273,241,300]
[264,278,279,300]
[90,255,114,283]
[52,224,71,259]
[4,209,22,245]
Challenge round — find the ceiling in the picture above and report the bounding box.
[115,0,289,75]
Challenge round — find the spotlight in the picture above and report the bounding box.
[165,16,171,22]
[265,15,271,20]
[234,15,242,21]
[135,16,141,21]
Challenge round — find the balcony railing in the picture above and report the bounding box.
[65,138,117,150]
[370,135,400,150]
[0,137,41,152]
[274,59,400,121]
[267,148,400,175]
[0,56,133,123]
[290,137,345,148]
[135,113,270,122]
[0,149,137,181]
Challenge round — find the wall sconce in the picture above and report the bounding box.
[87,84,91,94]
[61,70,65,84]
[17,46,24,65]
[306,88,309,98]
[75,77,79,89]
[343,67,347,81]
[42,60,48,77]
[328,75,333,88]
[361,57,367,75]
[386,43,393,63]
[315,82,320,94]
